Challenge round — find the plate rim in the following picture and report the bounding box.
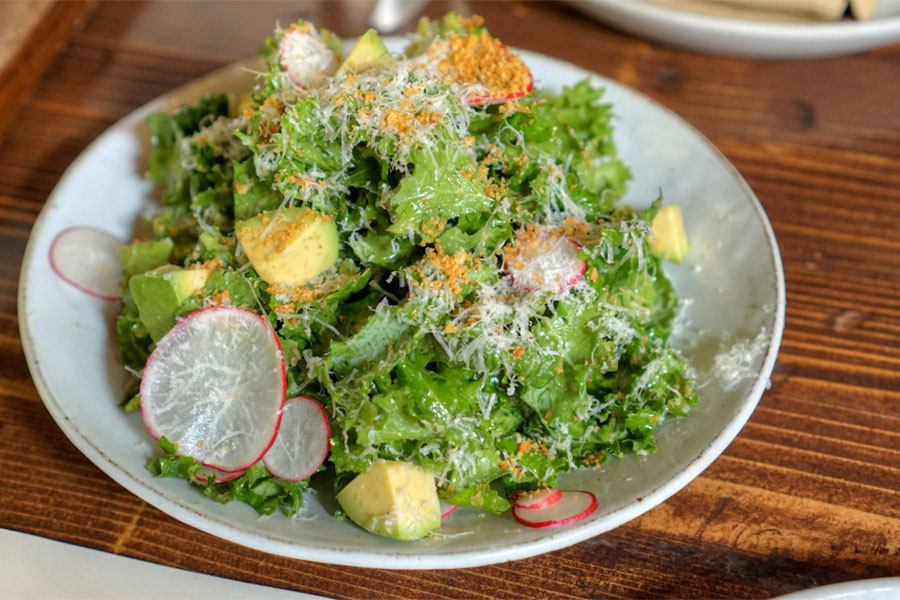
[18,46,786,569]
[567,0,900,57]
[775,576,900,599]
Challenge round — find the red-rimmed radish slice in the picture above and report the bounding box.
[440,503,458,519]
[513,487,562,510]
[279,24,336,89]
[140,306,286,473]
[262,396,330,481]
[505,234,586,293]
[194,465,245,484]
[512,490,598,529]
[49,226,124,301]
[426,33,533,105]
[465,72,533,106]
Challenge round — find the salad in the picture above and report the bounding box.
[112,13,697,540]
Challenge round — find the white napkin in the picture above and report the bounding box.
[0,528,323,600]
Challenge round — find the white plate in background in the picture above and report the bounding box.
[776,577,900,599]
[19,42,784,568]
[566,0,900,58]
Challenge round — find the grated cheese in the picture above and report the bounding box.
[713,327,769,391]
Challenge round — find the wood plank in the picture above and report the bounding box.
[0,1,98,138]
[0,1,55,73]
[2,0,900,597]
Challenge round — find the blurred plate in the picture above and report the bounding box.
[776,577,900,599]
[567,0,900,57]
[19,41,784,568]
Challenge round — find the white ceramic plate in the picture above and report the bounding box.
[566,0,900,58]
[775,577,900,599]
[19,42,785,569]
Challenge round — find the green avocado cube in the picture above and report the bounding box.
[235,207,338,286]
[650,205,689,264]
[337,29,390,75]
[129,265,212,341]
[336,459,441,541]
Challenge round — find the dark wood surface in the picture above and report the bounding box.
[2,1,899,598]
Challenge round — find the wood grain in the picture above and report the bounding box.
[0,1,98,139]
[0,1,55,71]
[2,1,899,598]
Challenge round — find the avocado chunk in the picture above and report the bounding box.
[129,265,213,341]
[236,207,338,285]
[337,29,390,75]
[650,205,689,264]
[336,459,441,541]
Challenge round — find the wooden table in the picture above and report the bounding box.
[2,1,899,598]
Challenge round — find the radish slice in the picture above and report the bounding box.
[262,396,330,481]
[505,234,586,293]
[512,490,598,529]
[465,72,534,106]
[440,503,458,519]
[194,465,245,484]
[140,306,286,472]
[49,226,124,301]
[513,487,562,510]
[279,24,336,89]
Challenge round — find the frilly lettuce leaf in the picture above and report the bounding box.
[385,142,493,240]
[147,438,306,517]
